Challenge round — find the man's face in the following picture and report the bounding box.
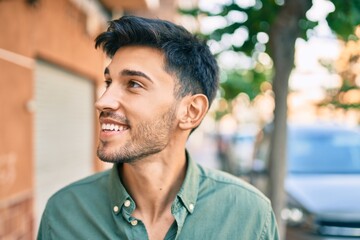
[95,46,180,163]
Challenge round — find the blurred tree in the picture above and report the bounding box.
[321,26,360,110]
[221,68,270,101]
[180,0,360,238]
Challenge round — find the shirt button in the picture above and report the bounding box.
[124,200,131,207]
[113,206,119,213]
[130,219,138,226]
[189,203,194,211]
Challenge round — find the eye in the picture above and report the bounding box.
[128,80,143,88]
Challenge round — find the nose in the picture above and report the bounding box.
[95,88,120,112]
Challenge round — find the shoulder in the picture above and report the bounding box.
[38,169,114,238]
[197,164,270,207]
[54,169,110,194]
[47,169,111,206]
[188,164,279,239]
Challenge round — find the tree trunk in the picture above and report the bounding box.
[268,0,312,239]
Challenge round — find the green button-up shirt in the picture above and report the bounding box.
[38,155,279,239]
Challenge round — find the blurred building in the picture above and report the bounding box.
[0,0,180,238]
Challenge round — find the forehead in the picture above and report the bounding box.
[106,46,166,75]
[105,46,177,88]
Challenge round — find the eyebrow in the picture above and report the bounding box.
[104,67,153,83]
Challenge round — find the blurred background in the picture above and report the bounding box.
[0,0,359,239]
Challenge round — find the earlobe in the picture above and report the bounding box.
[178,94,208,131]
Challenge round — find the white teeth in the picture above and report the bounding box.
[101,123,127,131]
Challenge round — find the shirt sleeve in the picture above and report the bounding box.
[37,208,50,240]
[259,205,280,240]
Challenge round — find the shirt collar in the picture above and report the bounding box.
[108,151,200,214]
[109,164,130,212]
[176,151,200,214]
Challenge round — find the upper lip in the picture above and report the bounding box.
[99,117,130,127]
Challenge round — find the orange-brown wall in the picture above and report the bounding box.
[0,0,105,238]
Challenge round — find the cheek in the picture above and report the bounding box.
[139,95,176,114]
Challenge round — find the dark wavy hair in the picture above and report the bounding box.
[95,15,219,107]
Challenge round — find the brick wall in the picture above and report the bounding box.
[0,0,106,238]
[0,193,33,240]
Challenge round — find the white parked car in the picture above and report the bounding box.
[251,123,360,238]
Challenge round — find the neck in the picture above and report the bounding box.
[119,148,187,222]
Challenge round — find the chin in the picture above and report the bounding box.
[97,146,134,164]
[97,145,118,163]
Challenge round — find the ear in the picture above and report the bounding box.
[178,94,209,131]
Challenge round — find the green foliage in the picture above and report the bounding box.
[340,79,359,92]
[205,1,282,56]
[177,8,200,17]
[180,0,316,104]
[322,101,360,110]
[319,80,360,110]
[298,18,318,40]
[220,67,271,101]
[326,0,360,40]
[180,0,360,108]
[210,22,243,41]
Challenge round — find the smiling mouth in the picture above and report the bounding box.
[101,123,129,132]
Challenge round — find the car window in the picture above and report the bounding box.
[288,131,360,174]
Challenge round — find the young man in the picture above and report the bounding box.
[38,16,279,239]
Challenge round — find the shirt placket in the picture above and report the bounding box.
[171,198,190,240]
[120,197,149,240]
